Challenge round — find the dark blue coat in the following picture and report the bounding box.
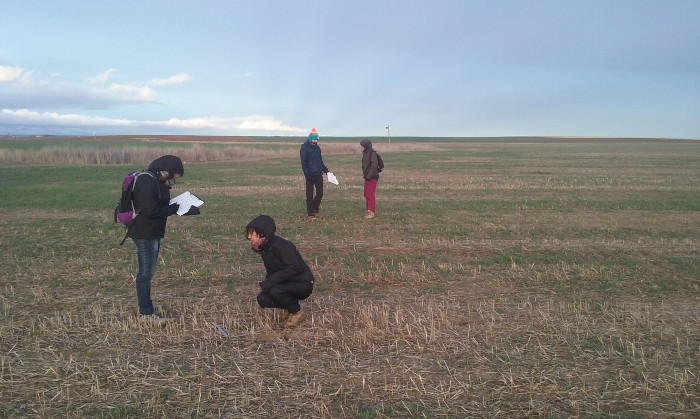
[300,140,328,179]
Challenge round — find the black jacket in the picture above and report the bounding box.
[128,155,183,239]
[247,215,316,291]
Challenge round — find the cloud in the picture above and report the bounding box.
[234,115,301,132]
[0,109,136,127]
[87,69,117,84]
[0,65,35,85]
[150,73,191,86]
[86,69,190,87]
[85,69,190,102]
[0,66,192,108]
[163,115,304,132]
[0,109,305,134]
[0,66,303,135]
[104,82,158,102]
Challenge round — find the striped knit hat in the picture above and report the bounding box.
[308,128,319,140]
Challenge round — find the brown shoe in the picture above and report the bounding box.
[277,309,290,322]
[363,211,375,219]
[313,212,323,219]
[284,310,307,328]
[306,215,317,221]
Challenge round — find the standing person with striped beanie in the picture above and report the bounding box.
[300,128,330,220]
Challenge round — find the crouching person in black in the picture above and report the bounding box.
[246,215,315,327]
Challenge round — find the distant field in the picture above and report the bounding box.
[0,137,698,417]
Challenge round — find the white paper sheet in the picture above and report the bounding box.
[169,191,205,215]
[327,172,339,185]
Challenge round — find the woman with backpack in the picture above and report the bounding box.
[128,155,185,326]
[360,138,380,219]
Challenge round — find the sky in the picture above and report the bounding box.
[1,0,699,138]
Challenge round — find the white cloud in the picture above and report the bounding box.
[0,66,303,135]
[234,115,302,132]
[84,69,190,102]
[0,65,35,85]
[0,109,135,126]
[0,109,305,134]
[105,82,158,102]
[0,66,194,108]
[0,66,24,82]
[163,115,304,132]
[151,73,191,86]
[87,69,117,84]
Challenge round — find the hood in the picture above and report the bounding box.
[360,138,373,149]
[246,215,277,240]
[148,155,184,178]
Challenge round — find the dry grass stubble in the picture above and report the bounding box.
[2,277,698,417]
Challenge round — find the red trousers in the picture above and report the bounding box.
[364,178,378,212]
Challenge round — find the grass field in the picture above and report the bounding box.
[1,136,698,418]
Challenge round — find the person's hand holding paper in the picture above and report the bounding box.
[169,191,204,216]
[327,172,339,185]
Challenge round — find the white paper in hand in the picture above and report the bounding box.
[169,191,205,215]
[327,172,339,185]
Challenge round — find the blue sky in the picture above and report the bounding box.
[1,0,698,138]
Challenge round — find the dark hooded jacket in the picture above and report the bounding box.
[360,138,380,180]
[128,155,184,239]
[247,215,316,291]
[300,139,328,180]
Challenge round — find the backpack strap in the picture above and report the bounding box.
[130,171,160,214]
[120,230,130,246]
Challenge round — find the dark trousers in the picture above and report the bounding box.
[257,282,313,314]
[305,173,324,215]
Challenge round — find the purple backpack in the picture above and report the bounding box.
[114,171,156,244]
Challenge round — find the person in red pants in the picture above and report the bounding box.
[360,138,380,219]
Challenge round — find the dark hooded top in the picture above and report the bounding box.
[300,139,328,180]
[149,154,184,179]
[360,138,380,180]
[128,155,184,239]
[247,215,316,291]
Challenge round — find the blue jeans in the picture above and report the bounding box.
[133,238,161,315]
